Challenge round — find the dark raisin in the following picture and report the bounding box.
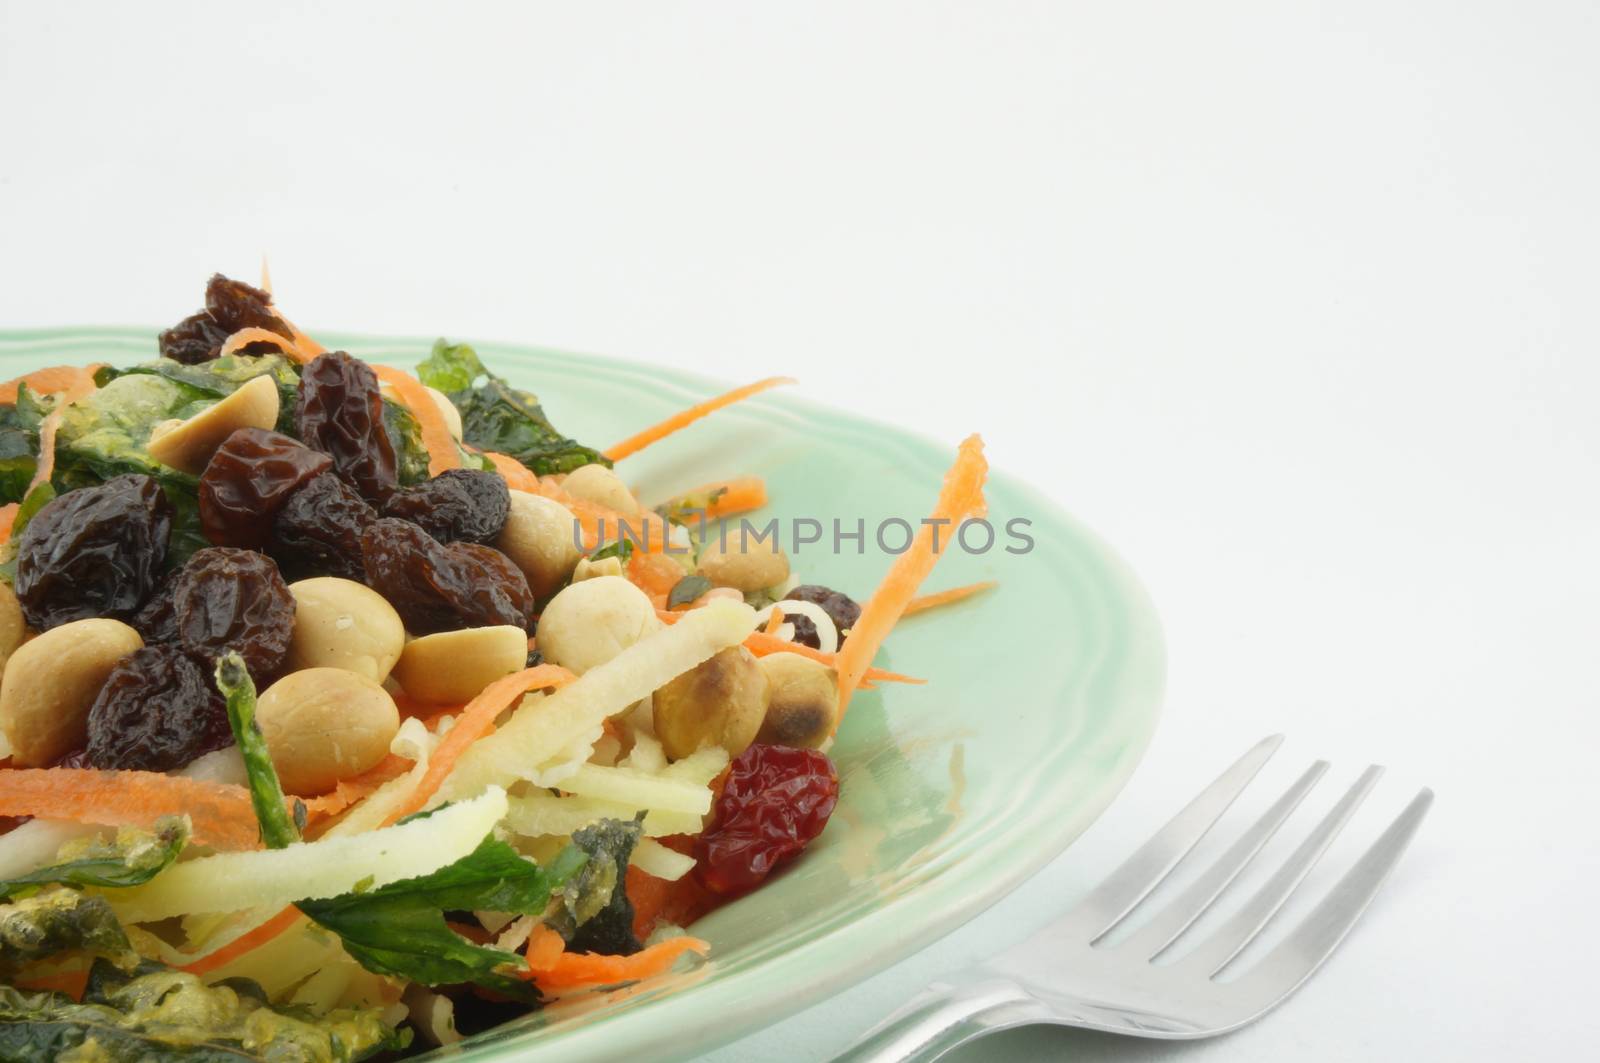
[381,468,509,544]
[199,428,332,549]
[157,274,290,363]
[172,547,295,677]
[85,646,233,772]
[268,472,378,581]
[786,585,862,641]
[696,744,839,895]
[295,351,398,503]
[129,569,181,645]
[361,518,535,634]
[785,613,821,649]
[14,475,173,631]
[525,648,544,668]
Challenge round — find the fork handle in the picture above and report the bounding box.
[839,977,1049,1063]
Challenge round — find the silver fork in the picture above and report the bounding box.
[841,735,1433,1062]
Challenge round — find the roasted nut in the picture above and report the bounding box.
[756,652,840,749]
[496,491,583,599]
[0,618,142,766]
[536,575,659,675]
[391,625,528,704]
[653,646,769,760]
[286,578,406,682]
[571,554,624,582]
[0,582,25,678]
[561,463,640,515]
[696,536,790,593]
[148,374,281,475]
[255,667,400,795]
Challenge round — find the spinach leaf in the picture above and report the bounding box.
[0,964,408,1062]
[215,653,301,849]
[297,831,586,1003]
[547,816,644,956]
[382,398,432,485]
[0,887,138,975]
[667,574,712,610]
[0,819,187,901]
[112,354,302,436]
[0,383,48,504]
[589,537,635,564]
[418,338,609,475]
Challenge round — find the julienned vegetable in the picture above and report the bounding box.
[0,270,993,1057]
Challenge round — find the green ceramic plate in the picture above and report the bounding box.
[0,327,1166,1062]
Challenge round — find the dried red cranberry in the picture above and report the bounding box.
[172,547,295,677]
[361,518,535,634]
[157,274,291,363]
[696,745,839,895]
[199,428,332,549]
[84,646,233,772]
[786,585,861,641]
[381,469,510,544]
[295,351,398,503]
[268,472,377,582]
[13,475,173,631]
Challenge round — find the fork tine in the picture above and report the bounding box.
[1118,760,1329,960]
[1225,787,1434,1006]
[1061,735,1283,942]
[1181,764,1384,976]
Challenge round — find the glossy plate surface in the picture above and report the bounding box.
[0,327,1166,1062]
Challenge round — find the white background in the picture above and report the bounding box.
[2,2,1595,1060]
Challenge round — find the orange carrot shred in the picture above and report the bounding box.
[0,364,104,405]
[522,932,708,989]
[658,476,768,520]
[604,377,795,462]
[381,664,576,825]
[370,365,460,477]
[180,906,305,975]
[832,435,987,722]
[654,610,923,685]
[484,451,540,491]
[763,607,785,636]
[902,580,998,616]
[0,769,263,851]
[0,503,18,546]
[523,923,566,970]
[217,327,303,362]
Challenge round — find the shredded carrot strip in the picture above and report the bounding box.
[370,365,460,477]
[659,476,768,520]
[763,607,785,636]
[522,929,708,989]
[903,580,998,616]
[833,435,987,721]
[484,451,540,491]
[14,962,90,1000]
[218,327,301,361]
[654,610,923,685]
[604,377,795,462]
[10,368,102,516]
[381,664,576,825]
[0,364,105,405]
[628,550,686,608]
[180,906,305,975]
[523,924,566,970]
[299,753,416,818]
[0,503,18,547]
[0,769,263,851]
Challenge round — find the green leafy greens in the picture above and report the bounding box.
[417,339,609,475]
[0,887,139,975]
[547,815,645,956]
[0,960,407,1062]
[0,819,188,901]
[298,824,586,1004]
[0,383,48,504]
[667,574,713,609]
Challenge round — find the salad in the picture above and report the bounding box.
[0,273,991,1060]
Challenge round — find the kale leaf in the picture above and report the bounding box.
[0,962,408,1062]
[0,887,138,975]
[0,383,48,504]
[548,815,645,956]
[418,339,609,475]
[297,829,586,1004]
[0,819,187,901]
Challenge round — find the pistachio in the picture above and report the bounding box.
[653,646,769,760]
[391,625,529,704]
[285,578,406,683]
[255,668,400,795]
[756,652,839,749]
[0,619,143,766]
[497,491,583,599]
[148,374,280,475]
